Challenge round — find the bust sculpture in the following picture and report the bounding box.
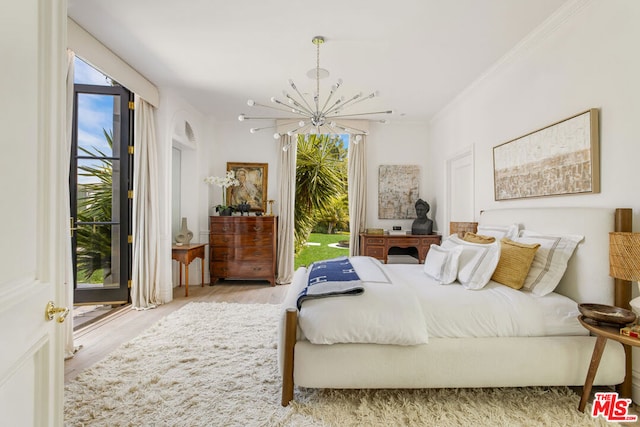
[411,199,433,235]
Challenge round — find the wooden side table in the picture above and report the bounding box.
[577,315,637,412]
[171,243,206,297]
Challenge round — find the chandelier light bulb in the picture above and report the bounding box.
[250,128,258,133]
[273,132,281,139]
[270,97,277,103]
[354,135,362,144]
[283,145,289,152]
[238,114,245,121]
[247,99,255,106]
[298,121,305,127]
[287,131,295,136]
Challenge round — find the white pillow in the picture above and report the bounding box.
[423,244,463,285]
[477,223,520,240]
[514,230,584,296]
[440,235,501,290]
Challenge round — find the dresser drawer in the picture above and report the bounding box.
[364,237,385,245]
[212,246,274,261]
[209,218,236,233]
[363,246,385,259]
[210,234,274,247]
[212,261,273,278]
[237,220,274,234]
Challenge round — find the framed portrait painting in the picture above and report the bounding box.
[226,162,268,212]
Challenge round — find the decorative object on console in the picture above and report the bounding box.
[204,171,239,215]
[267,199,275,216]
[237,36,392,140]
[609,232,640,314]
[226,162,268,212]
[411,199,433,235]
[175,217,193,245]
[578,303,635,326]
[237,202,251,216]
[493,108,599,201]
[378,165,420,219]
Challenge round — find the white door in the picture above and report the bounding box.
[0,1,67,425]
[446,148,475,230]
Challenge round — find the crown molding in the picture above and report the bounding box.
[431,0,593,125]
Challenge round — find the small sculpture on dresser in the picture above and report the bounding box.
[411,199,433,235]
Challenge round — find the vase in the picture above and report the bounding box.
[219,208,233,216]
[175,217,194,244]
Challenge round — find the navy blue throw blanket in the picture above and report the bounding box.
[296,256,364,310]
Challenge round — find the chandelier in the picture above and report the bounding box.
[238,36,393,140]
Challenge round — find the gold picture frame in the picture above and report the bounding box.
[226,162,268,212]
[493,109,600,201]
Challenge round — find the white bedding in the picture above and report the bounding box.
[292,256,587,345]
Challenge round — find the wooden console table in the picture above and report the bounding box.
[359,233,442,263]
[171,243,206,297]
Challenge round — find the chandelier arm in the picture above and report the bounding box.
[328,110,393,118]
[330,122,369,134]
[250,101,301,114]
[289,80,316,114]
[242,116,301,121]
[271,98,312,116]
[320,87,340,114]
[346,92,378,106]
[324,93,363,115]
[284,94,315,116]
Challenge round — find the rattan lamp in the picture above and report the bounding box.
[610,232,640,314]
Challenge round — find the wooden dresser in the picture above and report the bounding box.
[359,233,442,264]
[209,216,277,286]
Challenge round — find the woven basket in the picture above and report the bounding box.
[609,232,640,281]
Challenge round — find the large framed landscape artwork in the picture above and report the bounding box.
[226,162,268,212]
[493,109,599,201]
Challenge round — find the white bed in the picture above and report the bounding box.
[278,207,631,406]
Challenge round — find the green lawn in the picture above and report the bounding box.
[294,233,350,269]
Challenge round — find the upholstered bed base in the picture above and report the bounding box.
[293,336,624,389]
[279,207,631,406]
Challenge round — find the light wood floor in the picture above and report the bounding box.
[64,281,289,383]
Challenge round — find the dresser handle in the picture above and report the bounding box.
[222,226,230,232]
[253,226,263,231]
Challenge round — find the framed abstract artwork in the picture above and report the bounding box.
[493,109,599,201]
[226,162,268,212]
[378,165,420,219]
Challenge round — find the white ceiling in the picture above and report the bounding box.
[67,0,567,123]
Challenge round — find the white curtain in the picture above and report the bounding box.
[63,50,76,359]
[276,135,297,284]
[348,134,367,256]
[131,95,162,309]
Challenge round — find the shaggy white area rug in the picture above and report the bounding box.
[65,302,610,426]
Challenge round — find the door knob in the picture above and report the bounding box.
[45,301,70,323]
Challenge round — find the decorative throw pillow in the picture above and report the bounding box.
[440,235,501,290]
[423,244,463,285]
[514,230,584,296]
[491,238,540,290]
[477,223,520,240]
[463,233,496,244]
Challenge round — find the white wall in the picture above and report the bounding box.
[155,89,207,295]
[427,0,640,400]
[364,121,432,232]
